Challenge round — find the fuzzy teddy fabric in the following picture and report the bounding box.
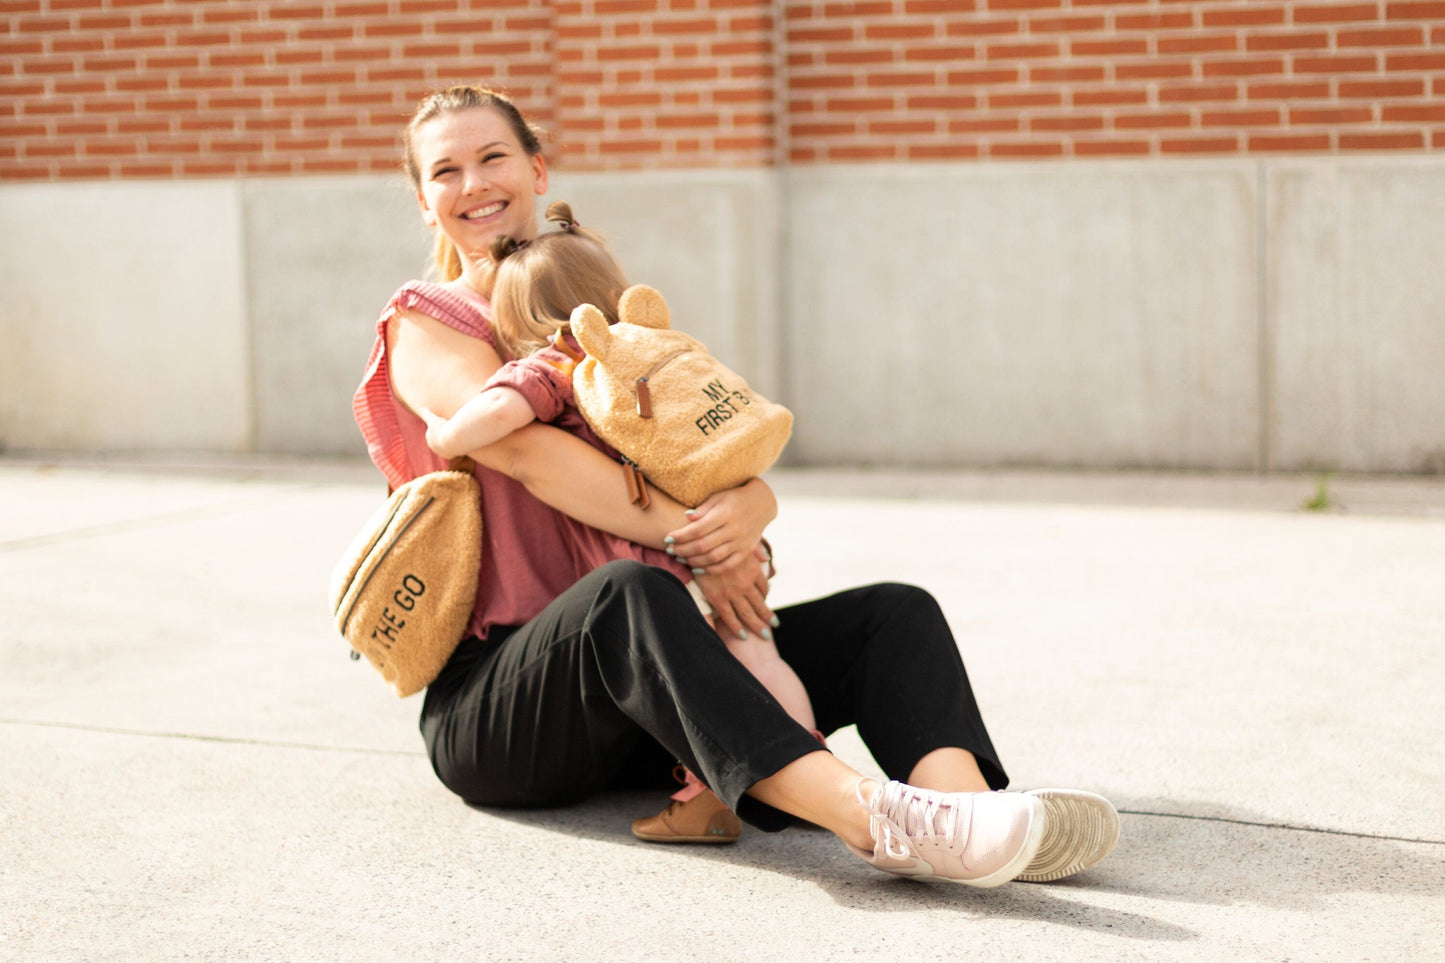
[571,285,793,508]
[330,465,482,697]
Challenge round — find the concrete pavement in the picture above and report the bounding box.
[1,456,1441,961]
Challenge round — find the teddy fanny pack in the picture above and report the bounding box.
[328,456,482,697]
[554,284,793,508]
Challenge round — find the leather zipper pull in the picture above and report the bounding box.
[635,378,653,418]
[622,459,651,509]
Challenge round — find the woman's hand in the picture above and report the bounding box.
[665,478,777,573]
[692,550,774,641]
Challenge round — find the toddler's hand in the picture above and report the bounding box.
[417,407,460,458]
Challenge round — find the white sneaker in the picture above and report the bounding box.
[846,780,1046,888]
[1015,788,1120,883]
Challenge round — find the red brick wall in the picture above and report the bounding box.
[787,0,1445,161]
[3,0,1442,179]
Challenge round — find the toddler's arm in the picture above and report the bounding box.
[419,386,538,458]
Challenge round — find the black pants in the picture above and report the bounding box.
[420,560,1006,831]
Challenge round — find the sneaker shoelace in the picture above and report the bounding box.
[858,780,966,860]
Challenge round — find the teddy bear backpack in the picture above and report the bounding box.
[562,284,793,508]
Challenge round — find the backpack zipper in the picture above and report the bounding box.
[635,348,689,418]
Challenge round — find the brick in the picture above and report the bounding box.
[947,116,1019,133]
[46,36,103,55]
[1384,1,1445,19]
[1159,135,1240,153]
[1029,113,1105,132]
[1386,50,1445,69]
[1337,27,1426,47]
[985,41,1060,60]
[1115,12,1194,31]
[1339,77,1426,97]
[1158,83,1240,104]
[904,46,980,63]
[1200,108,1281,127]
[1029,64,1107,83]
[789,26,856,43]
[825,48,895,65]
[1115,61,1195,81]
[1204,6,1287,28]
[865,22,937,41]
[945,19,1022,38]
[1028,14,1106,33]
[828,95,897,112]
[118,162,177,176]
[864,70,939,88]
[1245,31,1331,52]
[906,93,980,110]
[1339,129,1426,148]
[1072,138,1151,156]
[989,89,1063,108]
[1382,104,1445,122]
[1071,38,1148,57]
[82,138,140,156]
[905,0,979,13]
[1158,34,1239,55]
[868,119,939,136]
[827,145,898,161]
[946,67,1019,84]
[987,0,1062,10]
[1072,87,1149,107]
[1248,132,1331,150]
[1248,80,1332,100]
[1114,110,1192,130]
[1203,57,1287,78]
[1290,106,1375,124]
[988,140,1065,157]
[1293,3,1379,24]
[907,143,982,159]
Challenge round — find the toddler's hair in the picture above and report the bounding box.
[488,201,627,360]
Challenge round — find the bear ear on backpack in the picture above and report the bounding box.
[618,284,671,331]
[570,303,612,358]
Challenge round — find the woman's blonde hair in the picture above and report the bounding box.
[489,201,628,360]
[402,85,544,282]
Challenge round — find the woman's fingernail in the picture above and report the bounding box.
[665,546,675,556]
[769,615,781,628]
[760,628,773,642]
[664,535,675,544]
[692,567,706,575]
[684,509,698,517]
[737,629,749,640]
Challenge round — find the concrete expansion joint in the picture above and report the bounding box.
[0,717,427,760]
[8,718,1441,847]
[1116,808,1445,847]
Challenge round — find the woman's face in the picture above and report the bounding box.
[412,106,548,271]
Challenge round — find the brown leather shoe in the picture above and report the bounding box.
[631,787,742,844]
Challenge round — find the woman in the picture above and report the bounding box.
[353,85,1119,887]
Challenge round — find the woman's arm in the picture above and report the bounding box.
[388,309,777,635]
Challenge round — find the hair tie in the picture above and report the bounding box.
[545,200,580,233]
[488,234,529,264]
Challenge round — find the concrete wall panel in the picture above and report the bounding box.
[0,181,250,452]
[545,171,782,399]
[1268,159,1445,474]
[785,163,1261,469]
[242,176,430,454]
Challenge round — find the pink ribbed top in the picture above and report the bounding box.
[353,280,688,640]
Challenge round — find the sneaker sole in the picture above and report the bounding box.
[1016,789,1120,883]
[630,827,739,844]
